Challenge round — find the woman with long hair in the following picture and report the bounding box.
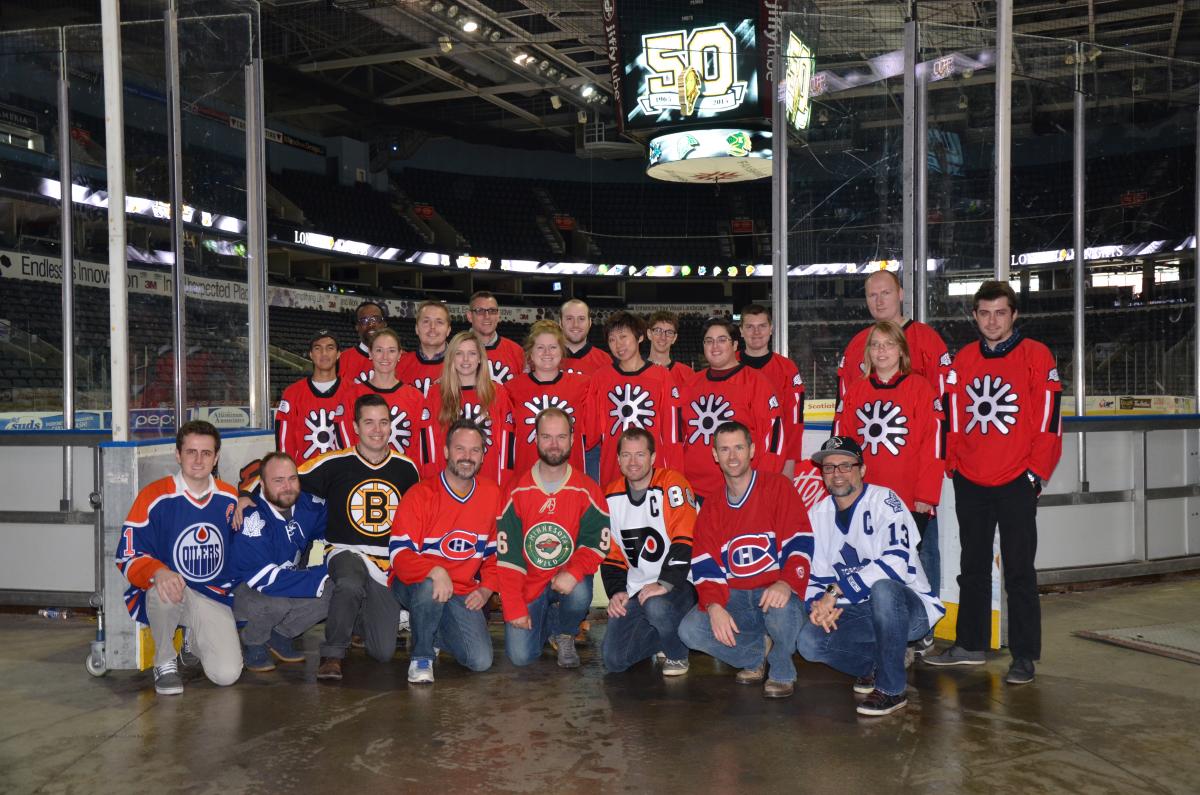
[344,327,434,468]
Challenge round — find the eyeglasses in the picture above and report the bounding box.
[649,327,677,338]
[357,315,384,327]
[868,340,899,350]
[703,336,732,346]
[470,307,500,316]
[820,462,861,474]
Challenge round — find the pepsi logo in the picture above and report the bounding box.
[173,522,225,583]
[725,533,777,578]
[439,529,480,561]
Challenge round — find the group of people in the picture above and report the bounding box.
[116,273,1062,718]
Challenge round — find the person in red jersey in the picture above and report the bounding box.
[396,300,451,397]
[677,421,813,699]
[275,329,355,464]
[837,270,950,400]
[646,310,695,392]
[588,311,678,486]
[507,320,592,476]
[426,331,515,483]
[924,281,1062,686]
[496,408,611,668]
[339,300,391,385]
[467,291,524,384]
[739,304,805,477]
[560,299,612,375]
[388,419,501,683]
[346,328,435,470]
[679,317,784,503]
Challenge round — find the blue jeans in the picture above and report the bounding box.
[917,513,940,597]
[797,578,931,696]
[602,584,696,672]
[677,588,804,683]
[390,579,493,672]
[505,576,594,667]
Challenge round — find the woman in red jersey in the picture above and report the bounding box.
[345,327,434,468]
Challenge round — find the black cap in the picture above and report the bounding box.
[309,329,338,348]
[811,436,863,465]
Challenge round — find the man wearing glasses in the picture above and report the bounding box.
[798,436,944,717]
[468,291,525,384]
[339,300,391,385]
[646,310,695,392]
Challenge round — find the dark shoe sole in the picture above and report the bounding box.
[858,698,908,716]
[1006,672,1035,685]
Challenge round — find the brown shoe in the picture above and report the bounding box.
[575,620,590,646]
[317,656,343,681]
[763,679,794,698]
[736,661,766,684]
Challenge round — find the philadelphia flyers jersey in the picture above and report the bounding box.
[345,381,435,469]
[296,447,421,585]
[484,335,525,384]
[740,351,805,462]
[834,372,944,510]
[396,349,445,397]
[116,473,239,622]
[588,361,677,486]
[563,342,612,376]
[389,472,501,595]
[690,471,814,610]
[946,333,1063,486]
[601,468,698,598]
[678,364,784,501]
[275,376,355,463]
[496,464,610,622]
[838,319,951,399]
[506,371,593,475]
[425,382,515,483]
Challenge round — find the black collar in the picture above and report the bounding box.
[306,376,342,398]
[869,373,908,390]
[705,363,744,382]
[741,351,772,369]
[979,329,1024,359]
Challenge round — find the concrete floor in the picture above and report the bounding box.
[1,579,1198,795]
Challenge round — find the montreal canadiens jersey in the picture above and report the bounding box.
[496,464,611,621]
[740,350,806,462]
[838,319,951,399]
[806,483,944,628]
[601,468,697,598]
[589,361,678,486]
[834,372,945,510]
[396,349,445,398]
[346,380,436,469]
[275,376,355,463]
[485,335,525,384]
[679,364,784,501]
[116,473,239,623]
[230,492,329,599]
[946,334,1063,486]
[425,382,515,483]
[563,342,613,376]
[388,472,501,595]
[506,371,593,475]
[690,471,813,610]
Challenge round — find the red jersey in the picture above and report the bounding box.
[388,472,501,595]
[656,360,696,394]
[275,376,356,463]
[679,364,784,501]
[345,381,436,469]
[740,351,805,462]
[689,471,813,610]
[563,342,612,376]
[484,335,525,384]
[338,341,394,385]
[588,361,677,486]
[838,319,951,399]
[506,371,593,476]
[496,464,610,621]
[425,382,515,484]
[792,464,830,512]
[834,372,944,509]
[396,349,445,397]
[946,334,1063,486]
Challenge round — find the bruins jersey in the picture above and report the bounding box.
[601,468,697,599]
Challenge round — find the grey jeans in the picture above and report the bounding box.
[233,583,331,646]
[146,585,242,686]
[321,551,399,662]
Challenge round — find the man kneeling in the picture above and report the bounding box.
[798,437,944,716]
[389,420,500,683]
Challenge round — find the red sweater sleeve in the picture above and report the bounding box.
[389,486,438,585]
[912,377,945,507]
[1028,344,1064,481]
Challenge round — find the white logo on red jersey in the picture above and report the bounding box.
[964,375,1019,435]
[537,497,557,513]
[686,393,734,444]
[303,407,344,459]
[855,400,909,455]
[606,383,657,435]
[490,361,513,383]
[386,406,414,454]
[521,394,575,443]
[461,402,494,451]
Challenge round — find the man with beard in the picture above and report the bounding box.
[231,452,332,673]
[397,301,452,397]
[497,408,611,668]
[389,419,501,683]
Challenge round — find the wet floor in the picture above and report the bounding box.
[2,578,1198,794]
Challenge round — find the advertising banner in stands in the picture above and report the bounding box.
[627,303,733,315]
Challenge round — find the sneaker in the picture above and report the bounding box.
[407,657,435,684]
[857,689,909,716]
[555,634,581,668]
[763,679,794,698]
[736,661,766,684]
[662,658,689,677]
[267,631,305,664]
[1006,657,1035,685]
[914,634,935,657]
[316,656,343,681]
[179,629,201,668]
[153,659,184,695]
[350,635,365,650]
[853,673,876,695]
[922,645,986,666]
[243,644,276,672]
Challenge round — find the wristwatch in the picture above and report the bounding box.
[824,584,841,598]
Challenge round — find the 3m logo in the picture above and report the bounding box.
[347,478,402,537]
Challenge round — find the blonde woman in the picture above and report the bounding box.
[345,327,433,468]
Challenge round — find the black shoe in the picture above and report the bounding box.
[853,673,876,695]
[1006,657,1035,685]
[857,689,908,716]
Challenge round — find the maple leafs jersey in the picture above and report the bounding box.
[230,492,329,599]
[946,335,1063,486]
[834,372,945,510]
[396,349,445,397]
[601,468,698,599]
[740,351,806,461]
[678,364,784,501]
[425,382,516,483]
[588,361,677,486]
[496,465,611,621]
[275,376,355,464]
[345,381,436,469]
[806,483,944,628]
[690,471,813,610]
[484,335,525,384]
[837,319,951,399]
[563,342,613,376]
[506,371,593,475]
[116,473,239,623]
[388,472,501,595]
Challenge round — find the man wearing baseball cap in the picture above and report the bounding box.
[274,330,356,464]
[796,436,944,716]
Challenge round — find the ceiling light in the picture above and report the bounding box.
[539,60,550,71]
[550,95,562,110]
[599,95,608,104]
[547,68,559,79]
[489,30,502,42]
[512,52,527,64]
[430,1,444,12]
[957,94,968,110]
[446,5,458,18]
[438,35,452,53]
[581,84,595,97]
[461,19,478,33]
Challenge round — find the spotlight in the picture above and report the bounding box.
[512,52,527,64]
[576,110,588,124]
[550,94,562,110]
[581,84,595,97]
[962,68,974,79]
[489,30,502,42]
[438,35,452,53]
[446,4,458,18]
[430,1,444,12]
[958,94,969,110]
[547,68,560,79]
[461,19,478,33]
[538,60,550,71]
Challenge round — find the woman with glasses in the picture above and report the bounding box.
[346,328,435,470]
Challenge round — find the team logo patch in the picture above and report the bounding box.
[521,394,575,443]
[387,406,414,453]
[792,464,829,511]
[524,522,574,570]
[964,375,1019,435]
[724,533,777,578]
[173,523,225,583]
[1048,368,1060,382]
[242,511,265,538]
[687,393,734,444]
[303,407,344,459]
[439,529,480,561]
[277,399,291,414]
[607,383,657,435]
[491,361,513,383]
[855,400,909,455]
[347,478,402,537]
[461,403,494,450]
